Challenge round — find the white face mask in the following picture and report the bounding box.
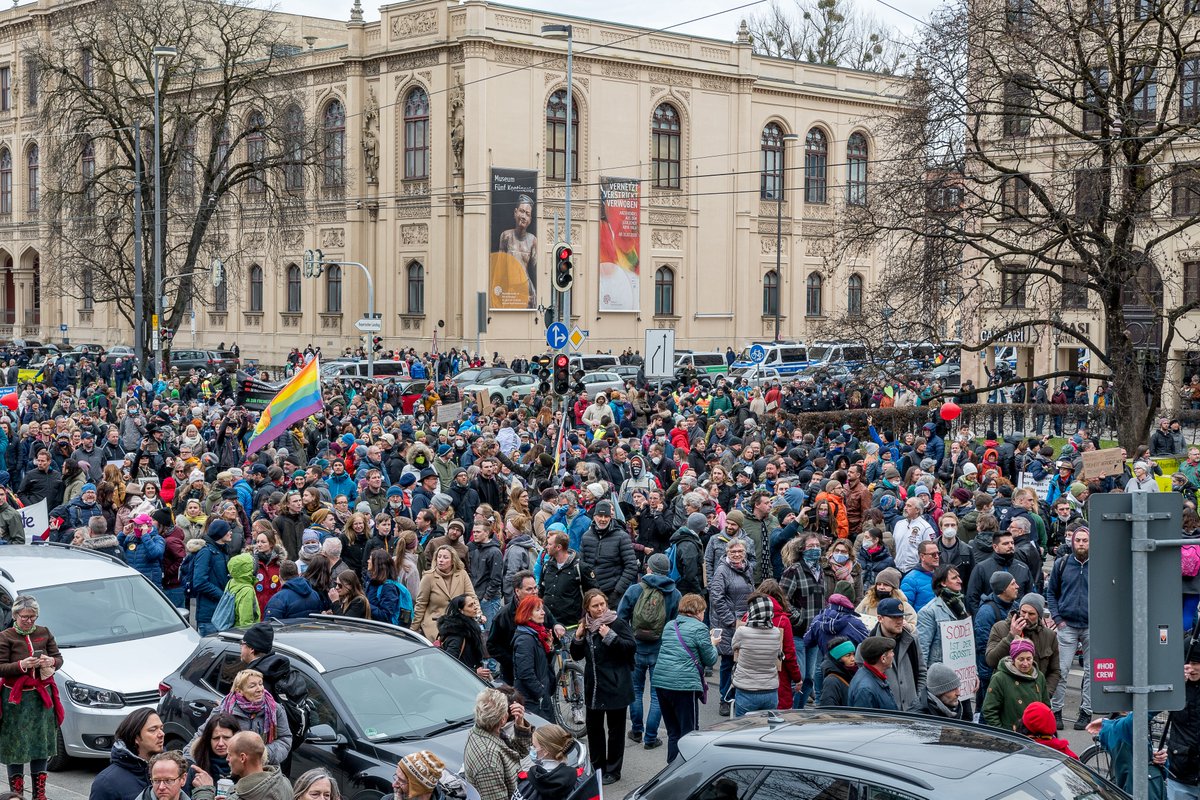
[942,526,957,539]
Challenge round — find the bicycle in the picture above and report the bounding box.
[1078,712,1168,783]
[551,632,587,737]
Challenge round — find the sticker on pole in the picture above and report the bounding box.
[1093,658,1117,682]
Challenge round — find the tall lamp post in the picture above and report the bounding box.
[541,23,572,327]
[151,45,177,378]
[775,132,800,342]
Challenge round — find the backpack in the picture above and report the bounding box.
[664,542,681,582]
[631,581,667,642]
[210,591,237,632]
[274,668,313,743]
[371,579,414,627]
[179,550,198,598]
[1184,545,1200,579]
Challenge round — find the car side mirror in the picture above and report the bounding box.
[305,724,346,746]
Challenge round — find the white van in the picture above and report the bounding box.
[674,352,729,377]
[569,354,620,374]
[730,342,813,376]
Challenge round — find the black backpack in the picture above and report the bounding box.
[273,667,312,742]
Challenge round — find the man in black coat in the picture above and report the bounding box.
[580,501,638,607]
[487,571,564,684]
[966,529,1034,614]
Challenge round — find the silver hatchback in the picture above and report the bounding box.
[0,544,201,768]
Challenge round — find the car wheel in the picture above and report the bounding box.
[46,730,70,772]
[491,394,504,405]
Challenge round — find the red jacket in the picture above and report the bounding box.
[771,596,804,709]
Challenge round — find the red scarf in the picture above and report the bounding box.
[526,621,553,653]
[2,674,65,726]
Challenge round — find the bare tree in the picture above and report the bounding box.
[748,0,906,73]
[37,0,325,368]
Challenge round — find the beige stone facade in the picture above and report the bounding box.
[0,0,904,362]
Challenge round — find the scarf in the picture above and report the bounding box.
[525,621,553,653]
[585,609,618,634]
[2,673,65,725]
[12,620,35,637]
[218,690,279,741]
[831,557,854,582]
[938,587,969,620]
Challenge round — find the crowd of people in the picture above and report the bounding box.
[1,340,1200,800]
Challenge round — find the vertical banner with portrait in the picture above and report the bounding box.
[598,177,641,313]
[488,168,539,310]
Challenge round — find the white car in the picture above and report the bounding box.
[458,373,538,403]
[729,366,784,388]
[579,371,626,396]
[0,544,201,768]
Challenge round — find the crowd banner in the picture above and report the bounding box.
[1081,447,1126,480]
[20,498,48,543]
[488,168,539,310]
[597,177,641,313]
[939,619,979,700]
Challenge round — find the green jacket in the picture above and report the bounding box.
[652,615,719,692]
[0,500,23,544]
[226,553,261,629]
[981,656,1048,731]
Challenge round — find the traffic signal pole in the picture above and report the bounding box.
[324,259,375,380]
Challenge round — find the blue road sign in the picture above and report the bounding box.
[749,344,767,364]
[546,322,569,350]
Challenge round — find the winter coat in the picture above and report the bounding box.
[973,593,1013,683]
[1045,553,1089,628]
[651,615,718,693]
[226,554,262,629]
[982,657,1048,731]
[467,538,504,602]
[193,539,231,625]
[226,766,293,800]
[803,597,870,655]
[502,534,540,600]
[966,552,1033,615]
[253,548,286,616]
[900,567,935,611]
[847,665,898,710]
[569,617,636,710]
[207,697,293,768]
[916,595,963,666]
[822,558,864,605]
[579,521,638,605]
[88,741,150,800]
[65,496,104,530]
[858,545,896,588]
[437,611,487,671]
[264,577,323,621]
[731,624,783,692]
[818,655,857,707]
[272,511,306,560]
[923,692,972,721]
[709,557,755,654]
[1167,678,1200,786]
[739,511,781,584]
[869,622,927,712]
[984,615,1062,697]
[81,534,126,562]
[366,579,402,624]
[118,527,166,587]
[615,574,681,657]
[668,527,705,595]
[413,568,477,640]
[513,625,554,704]
[704,529,757,584]
[536,550,596,626]
[513,760,578,800]
[463,724,533,800]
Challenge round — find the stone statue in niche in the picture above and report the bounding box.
[449,72,465,173]
[363,87,379,184]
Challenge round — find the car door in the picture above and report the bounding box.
[687,768,763,800]
[746,769,857,800]
[289,671,390,797]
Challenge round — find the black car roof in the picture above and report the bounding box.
[218,617,428,673]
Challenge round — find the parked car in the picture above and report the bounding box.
[460,373,538,403]
[451,366,514,386]
[0,544,201,769]
[728,366,784,388]
[168,349,238,374]
[625,709,1124,800]
[929,361,962,391]
[320,359,410,383]
[158,617,580,795]
[579,371,626,396]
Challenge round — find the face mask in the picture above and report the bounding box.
[942,526,957,539]
[987,487,997,495]
[652,456,662,464]
[631,463,642,477]
[818,510,829,519]
[803,548,821,564]
[831,553,850,565]
[501,721,515,739]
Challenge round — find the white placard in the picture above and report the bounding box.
[939,618,980,700]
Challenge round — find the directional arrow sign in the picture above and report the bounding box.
[546,322,569,350]
[354,317,383,333]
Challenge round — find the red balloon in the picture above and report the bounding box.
[0,392,16,412]
[940,401,962,422]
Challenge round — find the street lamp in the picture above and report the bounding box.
[151,45,177,378]
[542,23,572,326]
[775,132,800,342]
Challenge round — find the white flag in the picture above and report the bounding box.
[20,498,48,543]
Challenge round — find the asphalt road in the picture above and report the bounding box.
[46,663,1101,799]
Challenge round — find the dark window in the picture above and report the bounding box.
[1006,0,1033,30]
[1062,263,1089,308]
[1185,59,1200,122]
[323,99,345,188]
[1087,0,1111,23]
[246,111,266,194]
[1001,270,1028,307]
[691,769,761,800]
[806,271,823,316]
[407,261,424,315]
[848,273,863,316]
[1002,77,1032,137]
[325,264,341,313]
[1186,261,1200,307]
[283,104,304,191]
[847,132,868,205]
[804,128,828,204]
[654,266,675,315]
[1002,174,1029,219]
[81,48,93,88]
[1128,164,1151,214]
[1173,165,1200,216]
[213,271,227,312]
[1132,66,1157,122]
[863,786,923,800]
[25,59,37,109]
[761,122,784,200]
[81,267,93,311]
[286,264,301,312]
[749,770,854,800]
[249,264,263,312]
[651,104,681,189]
[546,89,578,182]
[404,87,430,180]
[0,149,10,215]
[177,127,195,205]
[1135,0,1156,19]
[0,67,10,112]
[763,270,779,316]
[26,144,37,212]
[215,124,231,185]
[31,257,38,325]
[81,138,95,213]
[1083,67,1109,132]
[1076,168,1108,220]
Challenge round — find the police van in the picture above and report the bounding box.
[806,341,870,369]
[673,351,729,377]
[730,341,814,376]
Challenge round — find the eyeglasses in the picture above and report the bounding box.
[151,777,183,785]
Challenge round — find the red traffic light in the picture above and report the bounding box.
[558,246,572,260]
[554,354,569,368]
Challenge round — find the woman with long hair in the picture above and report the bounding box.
[303,554,334,612]
[339,512,370,577]
[570,589,636,784]
[513,724,578,800]
[365,548,403,625]
[328,571,371,619]
[186,714,240,787]
[292,768,342,800]
[821,539,863,602]
[506,485,531,524]
[251,524,286,616]
[414,546,476,639]
[436,594,489,678]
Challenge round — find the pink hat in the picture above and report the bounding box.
[1009,638,1035,659]
[133,513,154,526]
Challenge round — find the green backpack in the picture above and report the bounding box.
[631,581,667,642]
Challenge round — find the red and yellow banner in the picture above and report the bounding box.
[598,177,640,313]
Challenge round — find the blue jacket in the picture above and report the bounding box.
[192,540,230,625]
[118,528,166,587]
[769,522,800,581]
[925,434,945,466]
[65,497,103,529]
[265,577,323,621]
[616,574,681,657]
[650,615,718,692]
[900,567,935,611]
[326,472,358,503]
[802,601,870,655]
[847,665,898,710]
[513,625,554,703]
[366,579,402,624]
[1046,554,1089,628]
[867,425,901,464]
[233,479,253,517]
[88,741,149,800]
[548,506,592,552]
[973,593,1013,682]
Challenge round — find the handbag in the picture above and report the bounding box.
[673,620,708,704]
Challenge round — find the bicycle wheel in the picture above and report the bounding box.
[554,661,587,737]
[1079,744,1113,782]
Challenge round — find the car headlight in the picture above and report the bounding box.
[65,681,124,708]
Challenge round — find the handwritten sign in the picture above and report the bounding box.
[436,402,462,424]
[939,619,979,700]
[1081,448,1126,480]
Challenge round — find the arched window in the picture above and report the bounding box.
[26,145,38,212]
[763,270,779,316]
[0,149,11,215]
[651,103,681,189]
[248,264,263,312]
[761,123,785,200]
[546,89,579,182]
[407,261,425,315]
[847,273,864,316]
[81,267,94,311]
[81,139,95,212]
[215,124,230,184]
[31,255,39,325]
[283,105,304,191]
[806,271,823,316]
[654,267,675,316]
[804,128,828,204]
[325,264,342,313]
[323,99,345,188]
[286,264,302,312]
[404,87,430,180]
[246,111,266,194]
[213,268,227,311]
[847,132,868,206]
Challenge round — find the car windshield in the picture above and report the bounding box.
[807,346,830,362]
[31,575,187,647]
[989,759,1125,800]
[327,649,483,740]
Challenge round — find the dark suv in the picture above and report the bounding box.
[158,618,573,798]
[169,349,239,374]
[625,709,1125,800]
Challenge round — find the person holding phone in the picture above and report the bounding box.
[0,595,64,800]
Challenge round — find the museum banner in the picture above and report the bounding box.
[488,168,539,310]
[598,176,641,313]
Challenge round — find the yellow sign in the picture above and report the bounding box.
[568,326,586,351]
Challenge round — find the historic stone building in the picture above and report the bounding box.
[0,0,905,362]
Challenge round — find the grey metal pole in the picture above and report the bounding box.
[152,56,164,378]
[1131,489,1150,800]
[335,261,375,380]
[133,132,145,372]
[563,27,573,328]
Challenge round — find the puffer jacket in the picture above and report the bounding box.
[467,538,504,602]
[512,625,554,705]
[803,596,871,655]
[818,654,857,707]
[225,553,261,629]
[118,526,166,587]
[88,741,150,800]
[651,615,718,692]
[65,496,104,529]
[502,534,540,600]
[264,577,323,621]
[579,520,638,605]
[708,557,755,654]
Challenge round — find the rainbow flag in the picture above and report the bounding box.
[245,358,324,457]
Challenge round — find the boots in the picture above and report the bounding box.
[7,772,24,798]
[31,772,46,800]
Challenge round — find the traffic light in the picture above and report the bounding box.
[372,336,383,354]
[537,355,552,394]
[552,354,570,395]
[553,244,574,292]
